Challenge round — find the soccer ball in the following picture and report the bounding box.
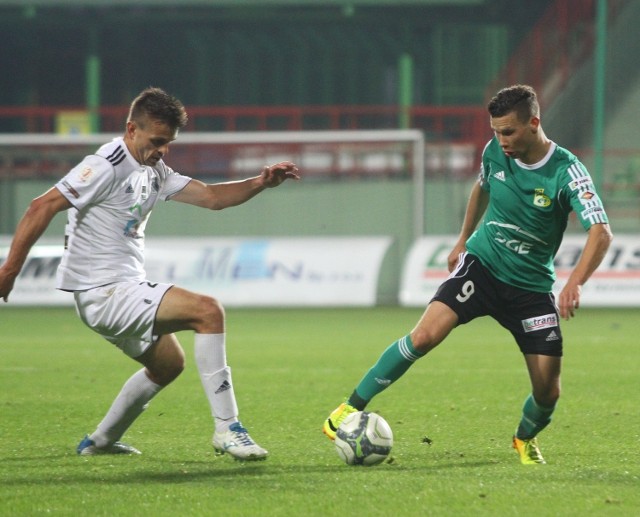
[334,411,393,466]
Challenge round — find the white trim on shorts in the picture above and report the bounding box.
[73,280,173,358]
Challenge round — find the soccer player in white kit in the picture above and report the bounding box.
[0,87,299,460]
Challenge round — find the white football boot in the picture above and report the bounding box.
[212,422,268,461]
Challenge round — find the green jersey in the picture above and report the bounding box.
[466,137,608,292]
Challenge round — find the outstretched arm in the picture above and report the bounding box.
[0,187,72,302]
[447,180,489,271]
[557,222,613,320]
[171,161,299,210]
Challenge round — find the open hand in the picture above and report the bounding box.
[260,161,300,188]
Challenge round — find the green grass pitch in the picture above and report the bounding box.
[1,306,638,516]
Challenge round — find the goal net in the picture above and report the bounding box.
[0,130,424,177]
[0,129,426,235]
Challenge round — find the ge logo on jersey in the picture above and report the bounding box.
[494,231,533,255]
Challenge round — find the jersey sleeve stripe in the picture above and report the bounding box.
[106,146,126,166]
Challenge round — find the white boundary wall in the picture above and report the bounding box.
[0,236,392,307]
[3,234,638,308]
[400,234,640,307]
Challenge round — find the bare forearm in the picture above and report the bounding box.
[205,176,265,210]
[566,223,613,287]
[458,181,489,242]
[2,188,69,275]
[3,206,56,273]
[447,181,489,270]
[558,223,613,319]
[172,161,299,210]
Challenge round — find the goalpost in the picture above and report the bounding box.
[0,129,426,238]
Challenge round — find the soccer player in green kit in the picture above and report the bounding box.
[323,84,613,464]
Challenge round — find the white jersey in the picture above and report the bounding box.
[55,137,191,291]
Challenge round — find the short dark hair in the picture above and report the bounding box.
[128,87,188,130]
[488,84,540,122]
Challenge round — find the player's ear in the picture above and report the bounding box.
[529,116,541,133]
[125,120,137,138]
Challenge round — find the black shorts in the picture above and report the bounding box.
[430,253,563,357]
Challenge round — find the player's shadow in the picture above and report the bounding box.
[0,460,332,487]
[0,448,515,489]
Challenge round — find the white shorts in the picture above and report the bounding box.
[73,281,173,358]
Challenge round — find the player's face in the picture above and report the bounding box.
[490,111,540,164]
[126,117,177,166]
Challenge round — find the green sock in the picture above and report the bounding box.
[347,335,423,410]
[516,394,556,440]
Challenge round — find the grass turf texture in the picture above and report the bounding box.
[1,306,638,516]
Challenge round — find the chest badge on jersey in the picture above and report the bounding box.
[533,188,551,208]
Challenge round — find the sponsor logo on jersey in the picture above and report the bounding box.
[580,206,605,218]
[568,177,592,190]
[521,313,558,333]
[125,184,134,194]
[123,202,144,239]
[533,188,551,208]
[494,230,534,254]
[493,170,506,182]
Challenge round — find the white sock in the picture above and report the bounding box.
[90,368,162,448]
[194,333,239,433]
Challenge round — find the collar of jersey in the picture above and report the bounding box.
[515,141,556,170]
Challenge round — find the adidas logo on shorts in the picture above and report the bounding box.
[545,331,559,342]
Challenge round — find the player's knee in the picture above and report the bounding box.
[170,358,186,381]
[534,386,560,408]
[410,328,441,354]
[196,295,225,333]
[164,363,185,385]
[143,341,186,386]
[150,355,185,386]
[547,387,561,406]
